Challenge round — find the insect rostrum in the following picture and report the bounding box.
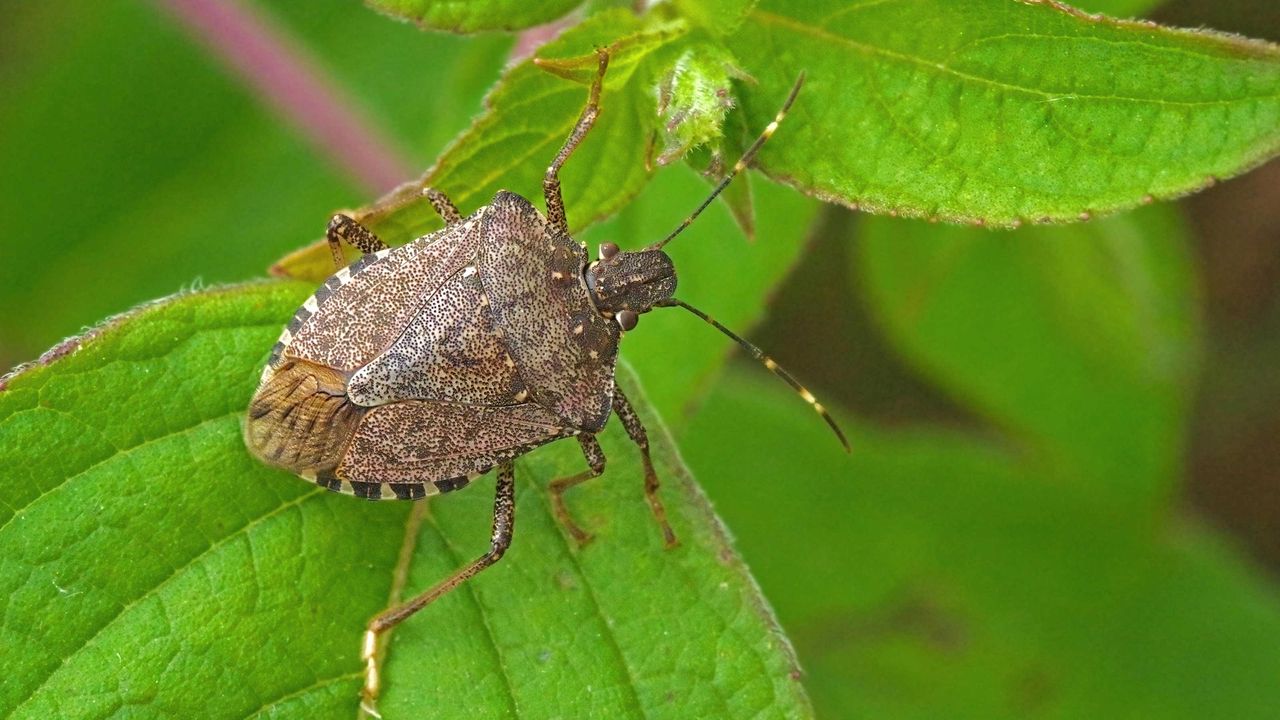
[243,50,843,716]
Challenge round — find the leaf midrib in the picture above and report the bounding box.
[523,471,651,719]
[382,465,652,718]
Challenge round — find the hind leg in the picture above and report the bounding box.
[360,462,515,717]
[547,392,678,549]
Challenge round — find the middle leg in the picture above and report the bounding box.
[612,387,678,548]
[549,433,606,546]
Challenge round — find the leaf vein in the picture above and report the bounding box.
[242,671,362,720]
[751,9,1280,108]
[0,410,239,536]
[523,476,650,719]
[417,507,521,717]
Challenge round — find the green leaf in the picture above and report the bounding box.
[683,369,1280,719]
[724,0,1280,225]
[0,284,812,718]
[856,205,1200,509]
[366,0,583,33]
[361,10,686,240]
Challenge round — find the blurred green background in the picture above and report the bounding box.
[4,1,1280,717]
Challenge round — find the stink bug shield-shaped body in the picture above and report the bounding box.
[244,51,845,714]
[248,191,619,496]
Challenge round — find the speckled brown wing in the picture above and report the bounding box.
[346,259,526,408]
[336,400,572,495]
[475,191,620,432]
[283,215,488,373]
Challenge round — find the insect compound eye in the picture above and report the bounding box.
[616,309,639,331]
[599,242,620,261]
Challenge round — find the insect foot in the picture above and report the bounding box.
[359,629,383,719]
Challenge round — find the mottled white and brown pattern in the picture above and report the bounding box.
[477,191,619,431]
[339,400,570,486]
[288,214,487,373]
[347,260,525,408]
[245,193,620,500]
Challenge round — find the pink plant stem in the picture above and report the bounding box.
[511,17,575,61]
[157,0,414,195]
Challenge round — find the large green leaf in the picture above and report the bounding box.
[0,284,811,718]
[275,9,690,282]
[725,0,1280,225]
[367,0,583,33]
[276,10,814,285]
[683,369,1280,719]
[856,205,1200,510]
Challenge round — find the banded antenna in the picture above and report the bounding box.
[661,298,850,453]
[651,72,806,250]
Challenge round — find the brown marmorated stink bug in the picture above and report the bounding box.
[243,50,848,714]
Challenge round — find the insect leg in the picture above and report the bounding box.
[542,50,609,237]
[327,214,388,270]
[612,387,679,548]
[360,463,515,716]
[548,434,607,546]
[422,187,462,224]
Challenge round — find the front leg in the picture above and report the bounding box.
[549,434,606,546]
[422,187,462,224]
[542,50,609,237]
